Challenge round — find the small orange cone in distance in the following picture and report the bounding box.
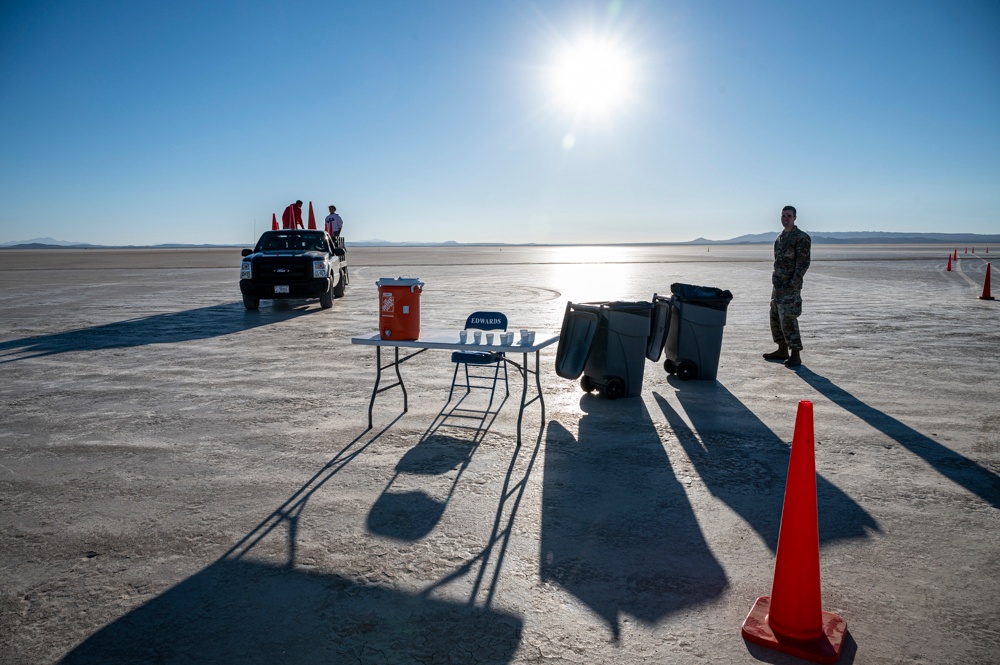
[271,213,278,230]
[947,255,952,271]
[979,263,995,301]
[307,201,317,229]
[742,400,847,664]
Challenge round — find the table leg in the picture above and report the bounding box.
[515,350,546,447]
[366,346,423,429]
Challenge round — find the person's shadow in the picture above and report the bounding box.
[540,395,728,640]
[652,380,879,552]
[795,367,1000,509]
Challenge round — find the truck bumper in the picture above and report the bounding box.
[240,277,331,299]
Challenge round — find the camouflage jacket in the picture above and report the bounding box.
[772,226,811,290]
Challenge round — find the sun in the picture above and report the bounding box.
[549,36,636,118]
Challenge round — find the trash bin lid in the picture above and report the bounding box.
[669,283,732,309]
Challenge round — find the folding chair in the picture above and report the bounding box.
[448,311,509,412]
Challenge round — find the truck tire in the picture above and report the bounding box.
[333,269,346,298]
[319,282,334,309]
[243,295,259,311]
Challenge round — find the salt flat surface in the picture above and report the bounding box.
[1,245,997,664]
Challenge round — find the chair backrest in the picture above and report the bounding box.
[465,311,507,331]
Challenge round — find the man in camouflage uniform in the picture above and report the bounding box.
[763,205,811,367]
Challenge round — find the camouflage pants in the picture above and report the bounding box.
[770,289,803,350]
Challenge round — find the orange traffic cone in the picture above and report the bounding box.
[307,201,317,229]
[954,248,958,260]
[980,263,995,301]
[965,247,969,253]
[947,255,952,271]
[271,213,278,231]
[742,401,847,664]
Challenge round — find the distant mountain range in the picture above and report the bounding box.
[2,231,999,249]
[692,231,1000,244]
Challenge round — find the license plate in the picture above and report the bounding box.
[274,285,289,294]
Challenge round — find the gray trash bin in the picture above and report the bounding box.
[648,283,733,381]
[556,300,653,399]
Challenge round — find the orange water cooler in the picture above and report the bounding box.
[377,277,424,340]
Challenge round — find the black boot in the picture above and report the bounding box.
[784,350,802,367]
[763,344,789,361]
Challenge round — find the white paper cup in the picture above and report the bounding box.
[473,331,482,343]
[485,333,494,345]
[526,331,535,344]
[520,329,529,343]
[459,330,467,343]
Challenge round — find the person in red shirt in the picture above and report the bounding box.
[281,200,304,229]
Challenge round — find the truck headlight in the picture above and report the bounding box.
[313,260,329,278]
[241,262,252,279]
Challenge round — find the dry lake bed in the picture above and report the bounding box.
[1,244,998,664]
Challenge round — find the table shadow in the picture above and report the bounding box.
[795,366,1000,509]
[0,302,312,364]
[60,558,522,664]
[652,381,879,552]
[61,420,523,663]
[540,396,728,640]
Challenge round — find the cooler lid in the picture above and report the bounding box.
[376,277,424,290]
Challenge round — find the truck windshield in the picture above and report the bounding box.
[257,232,327,252]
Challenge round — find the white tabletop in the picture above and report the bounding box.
[351,330,559,353]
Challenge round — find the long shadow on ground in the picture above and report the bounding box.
[62,422,523,663]
[60,559,522,664]
[0,302,312,363]
[540,396,728,640]
[795,367,1000,509]
[652,380,879,552]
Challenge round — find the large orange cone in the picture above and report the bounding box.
[307,201,317,229]
[271,213,278,231]
[742,401,847,664]
[947,255,952,271]
[980,263,995,301]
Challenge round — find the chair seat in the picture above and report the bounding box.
[451,350,499,364]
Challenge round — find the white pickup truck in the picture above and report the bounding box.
[239,230,348,310]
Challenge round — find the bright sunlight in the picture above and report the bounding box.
[550,36,636,118]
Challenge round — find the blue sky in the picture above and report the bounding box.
[1,0,997,245]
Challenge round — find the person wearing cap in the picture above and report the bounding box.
[325,205,344,241]
[281,200,304,230]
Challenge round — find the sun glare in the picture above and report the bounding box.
[550,37,635,118]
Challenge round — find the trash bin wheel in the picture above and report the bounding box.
[677,361,698,381]
[664,359,676,375]
[580,375,594,393]
[604,377,625,400]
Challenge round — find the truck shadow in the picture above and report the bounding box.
[0,302,312,364]
[540,396,728,640]
[651,381,879,552]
